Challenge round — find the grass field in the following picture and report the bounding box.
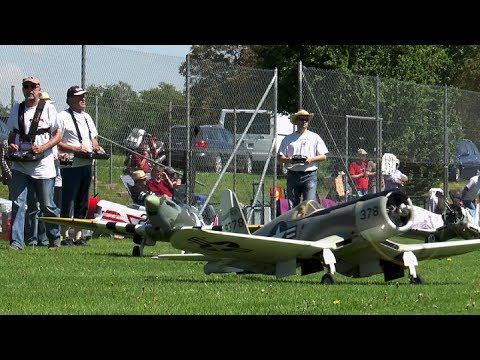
[1,235,480,315]
[0,155,477,315]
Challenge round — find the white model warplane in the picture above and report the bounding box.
[404,203,480,243]
[40,189,480,284]
[401,186,480,243]
[45,195,206,257]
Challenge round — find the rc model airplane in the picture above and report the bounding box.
[40,189,480,284]
[405,203,480,243]
[401,187,480,243]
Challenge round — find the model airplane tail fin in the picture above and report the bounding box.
[219,189,250,235]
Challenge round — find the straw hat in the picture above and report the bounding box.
[289,109,314,124]
[39,92,55,104]
[132,170,146,181]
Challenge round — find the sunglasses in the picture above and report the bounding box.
[296,117,310,122]
[22,83,38,90]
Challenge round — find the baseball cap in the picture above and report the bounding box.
[22,76,40,85]
[66,86,88,97]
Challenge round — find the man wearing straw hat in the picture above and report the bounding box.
[277,109,329,207]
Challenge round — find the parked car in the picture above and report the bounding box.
[449,139,480,181]
[160,125,253,174]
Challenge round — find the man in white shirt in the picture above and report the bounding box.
[57,86,105,246]
[277,109,329,207]
[6,76,63,250]
[461,174,480,218]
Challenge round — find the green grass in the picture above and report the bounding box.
[1,236,480,315]
[0,155,477,315]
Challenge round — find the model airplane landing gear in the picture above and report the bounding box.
[321,273,337,285]
[425,234,437,243]
[320,249,337,284]
[403,251,424,284]
[132,245,142,257]
[132,234,144,257]
[409,274,425,284]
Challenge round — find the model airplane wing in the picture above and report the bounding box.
[166,227,341,263]
[382,239,480,261]
[36,217,146,237]
[153,252,209,261]
[154,227,344,278]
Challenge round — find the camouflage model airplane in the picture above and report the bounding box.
[40,189,480,284]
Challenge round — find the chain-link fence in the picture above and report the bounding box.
[3,45,480,218]
[0,45,281,223]
[302,63,480,205]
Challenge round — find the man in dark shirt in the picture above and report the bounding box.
[129,170,153,205]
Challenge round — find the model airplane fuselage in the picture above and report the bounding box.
[159,189,419,282]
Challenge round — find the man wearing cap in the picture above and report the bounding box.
[6,76,63,250]
[56,86,105,246]
[349,148,373,196]
[25,92,58,247]
[277,109,329,207]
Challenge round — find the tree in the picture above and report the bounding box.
[84,81,185,149]
[179,45,275,125]
[0,103,9,118]
[253,45,463,113]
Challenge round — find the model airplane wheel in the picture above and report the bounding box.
[321,273,337,285]
[132,245,141,257]
[409,275,425,285]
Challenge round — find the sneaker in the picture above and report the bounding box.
[8,245,20,251]
[48,244,60,250]
[74,238,89,246]
[60,238,75,246]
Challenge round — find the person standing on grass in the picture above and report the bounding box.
[277,109,329,207]
[6,76,63,250]
[460,173,480,218]
[24,92,58,247]
[57,86,104,246]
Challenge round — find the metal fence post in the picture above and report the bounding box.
[376,75,382,191]
[444,85,449,196]
[298,60,302,110]
[186,52,191,206]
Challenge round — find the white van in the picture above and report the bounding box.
[218,109,294,170]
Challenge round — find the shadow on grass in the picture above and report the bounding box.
[86,251,466,286]
[136,272,465,287]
